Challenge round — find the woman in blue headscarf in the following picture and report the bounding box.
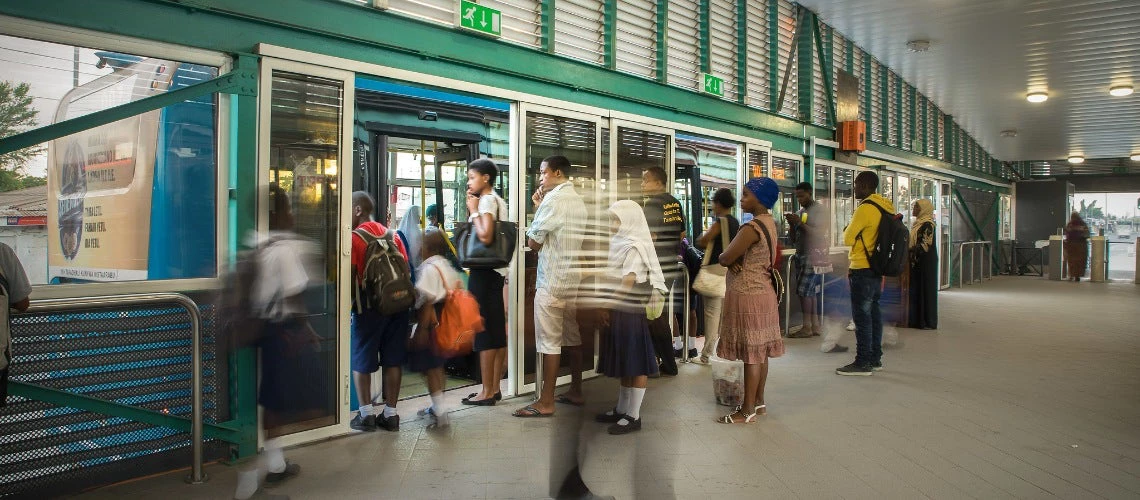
[715,177,786,424]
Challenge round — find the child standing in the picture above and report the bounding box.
[410,229,462,427]
[595,200,668,435]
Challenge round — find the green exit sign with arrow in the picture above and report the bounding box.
[459,0,502,37]
[702,73,724,97]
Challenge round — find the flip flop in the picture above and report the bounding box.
[555,395,585,407]
[513,405,553,418]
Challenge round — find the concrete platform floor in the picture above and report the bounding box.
[77,276,1140,499]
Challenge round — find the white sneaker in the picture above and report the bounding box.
[846,320,856,331]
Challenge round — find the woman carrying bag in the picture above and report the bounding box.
[692,188,740,364]
[716,178,785,424]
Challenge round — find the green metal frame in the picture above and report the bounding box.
[768,0,781,111]
[797,9,814,122]
[699,0,711,74]
[736,0,748,105]
[863,52,873,125]
[541,0,555,53]
[894,73,903,148]
[656,0,668,83]
[880,67,890,143]
[1,53,261,459]
[812,14,835,127]
[603,0,617,70]
[908,85,916,151]
[9,381,242,443]
[846,39,854,73]
[0,68,256,156]
[953,188,1002,274]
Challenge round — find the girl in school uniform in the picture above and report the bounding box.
[594,200,669,435]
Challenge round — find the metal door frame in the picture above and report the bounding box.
[515,102,605,396]
[256,55,355,448]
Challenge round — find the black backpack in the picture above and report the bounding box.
[354,228,415,315]
[856,200,909,277]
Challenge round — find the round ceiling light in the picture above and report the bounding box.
[1067,155,1085,164]
[1000,129,1018,138]
[1026,92,1049,103]
[1110,85,1134,97]
[1131,154,1140,161]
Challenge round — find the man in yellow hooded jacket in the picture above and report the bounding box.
[837,171,895,376]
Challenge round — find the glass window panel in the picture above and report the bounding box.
[676,133,737,236]
[834,168,855,247]
[1,34,220,284]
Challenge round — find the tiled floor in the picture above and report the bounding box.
[78,277,1140,499]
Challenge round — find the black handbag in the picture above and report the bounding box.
[455,197,517,269]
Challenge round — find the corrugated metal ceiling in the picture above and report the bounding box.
[797,0,1140,164]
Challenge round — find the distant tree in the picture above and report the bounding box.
[0,81,48,192]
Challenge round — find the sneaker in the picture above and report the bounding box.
[607,416,642,435]
[835,363,873,376]
[350,414,376,432]
[846,320,856,331]
[377,414,400,432]
[673,348,683,358]
[417,406,435,417]
[870,362,884,372]
[823,344,849,353]
[265,463,300,484]
[430,411,450,428]
[687,348,698,359]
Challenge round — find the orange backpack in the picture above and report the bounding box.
[431,266,484,357]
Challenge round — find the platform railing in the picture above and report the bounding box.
[16,293,208,484]
[676,263,693,364]
[958,241,993,287]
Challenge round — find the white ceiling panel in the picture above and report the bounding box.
[797,0,1140,163]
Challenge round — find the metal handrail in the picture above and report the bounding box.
[678,263,692,364]
[957,241,993,287]
[22,293,207,484]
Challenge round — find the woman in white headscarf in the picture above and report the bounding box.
[397,205,424,268]
[594,200,669,436]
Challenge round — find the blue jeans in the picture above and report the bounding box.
[848,269,883,366]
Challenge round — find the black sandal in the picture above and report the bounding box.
[461,395,497,406]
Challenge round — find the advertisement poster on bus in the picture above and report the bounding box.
[46,60,172,282]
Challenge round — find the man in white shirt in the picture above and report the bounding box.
[514,155,587,418]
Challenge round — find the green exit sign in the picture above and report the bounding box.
[459,0,501,37]
[702,73,724,97]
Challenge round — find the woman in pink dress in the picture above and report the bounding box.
[716,177,786,424]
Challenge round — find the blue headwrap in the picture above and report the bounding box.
[745,177,779,209]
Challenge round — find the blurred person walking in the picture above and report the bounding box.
[233,184,321,500]
[409,229,463,427]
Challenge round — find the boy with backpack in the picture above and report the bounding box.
[837,171,906,376]
[350,191,413,432]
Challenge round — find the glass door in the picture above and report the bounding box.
[258,59,354,442]
[516,104,603,395]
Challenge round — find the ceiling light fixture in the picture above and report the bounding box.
[1067,155,1085,164]
[1131,154,1140,162]
[1026,92,1049,103]
[1109,85,1134,97]
[1000,129,1018,138]
[906,40,932,53]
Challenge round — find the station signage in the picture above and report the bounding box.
[458,1,502,38]
[702,73,725,98]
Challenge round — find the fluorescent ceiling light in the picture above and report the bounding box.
[1067,156,1085,164]
[1130,154,1140,162]
[1109,86,1134,97]
[1026,92,1049,103]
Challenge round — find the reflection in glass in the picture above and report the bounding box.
[522,112,599,385]
[834,168,855,247]
[265,71,342,436]
[676,134,738,236]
